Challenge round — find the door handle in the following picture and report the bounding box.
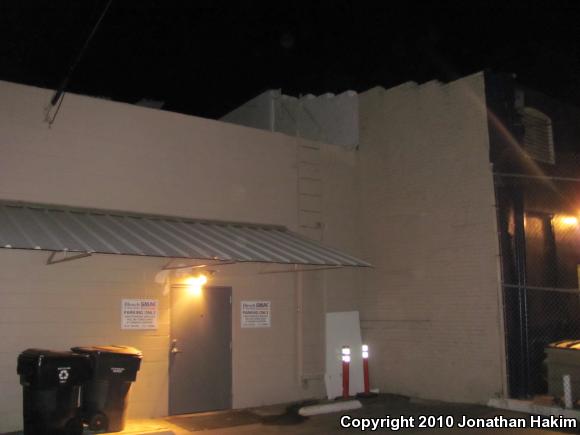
[170,339,182,355]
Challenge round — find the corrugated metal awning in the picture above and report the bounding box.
[0,202,370,267]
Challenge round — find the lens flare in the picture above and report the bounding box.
[553,215,579,228]
[185,274,208,297]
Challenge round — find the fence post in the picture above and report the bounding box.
[513,187,530,397]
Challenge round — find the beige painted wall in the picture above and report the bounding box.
[0,81,362,432]
[357,73,506,403]
[0,251,168,431]
[0,82,298,227]
[319,145,365,313]
[0,72,509,433]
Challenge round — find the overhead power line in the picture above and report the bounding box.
[46,0,114,126]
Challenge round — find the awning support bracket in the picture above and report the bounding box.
[46,251,92,265]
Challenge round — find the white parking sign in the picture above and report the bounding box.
[241,301,271,328]
[121,299,159,330]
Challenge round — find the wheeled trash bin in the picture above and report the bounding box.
[17,349,91,435]
[545,339,580,402]
[71,345,142,432]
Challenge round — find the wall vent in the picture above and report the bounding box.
[519,107,555,164]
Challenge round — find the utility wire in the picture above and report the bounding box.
[46,0,114,126]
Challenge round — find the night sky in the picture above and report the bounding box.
[2,1,580,119]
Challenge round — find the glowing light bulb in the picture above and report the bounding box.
[561,216,578,226]
[185,274,208,297]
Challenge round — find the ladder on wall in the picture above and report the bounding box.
[297,142,323,242]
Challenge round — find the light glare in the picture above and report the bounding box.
[185,274,208,297]
[561,216,579,226]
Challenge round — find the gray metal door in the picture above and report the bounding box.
[169,285,232,415]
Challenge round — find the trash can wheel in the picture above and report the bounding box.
[89,412,108,431]
[64,417,84,435]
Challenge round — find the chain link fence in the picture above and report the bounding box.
[496,170,580,398]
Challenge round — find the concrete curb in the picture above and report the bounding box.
[298,399,362,416]
[488,398,580,420]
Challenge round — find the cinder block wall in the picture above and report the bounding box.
[0,81,362,432]
[319,145,365,313]
[358,73,506,403]
[0,252,168,431]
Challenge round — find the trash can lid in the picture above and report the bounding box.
[17,349,91,381]
[547,340,580,350]
[72,345,142,358]
[19,349,78,359]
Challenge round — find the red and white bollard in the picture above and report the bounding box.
[362,344,370,394]
[341,346,350,399]
[357,344,377,398]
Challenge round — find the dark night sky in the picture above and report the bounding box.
[2,1,580,119]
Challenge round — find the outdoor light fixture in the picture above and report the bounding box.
[561,216,579,226]
[184,274,208,297]
[552,214,579,229]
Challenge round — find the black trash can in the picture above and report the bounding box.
[71,345,142,432]
[17,349,91,435]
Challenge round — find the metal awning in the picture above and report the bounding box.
[0,202,371,267]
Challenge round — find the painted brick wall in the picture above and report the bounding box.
[0,251,168,431]
[357,73,506,403]
[0,80,363,432]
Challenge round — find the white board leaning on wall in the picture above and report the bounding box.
[325,311,364,399]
